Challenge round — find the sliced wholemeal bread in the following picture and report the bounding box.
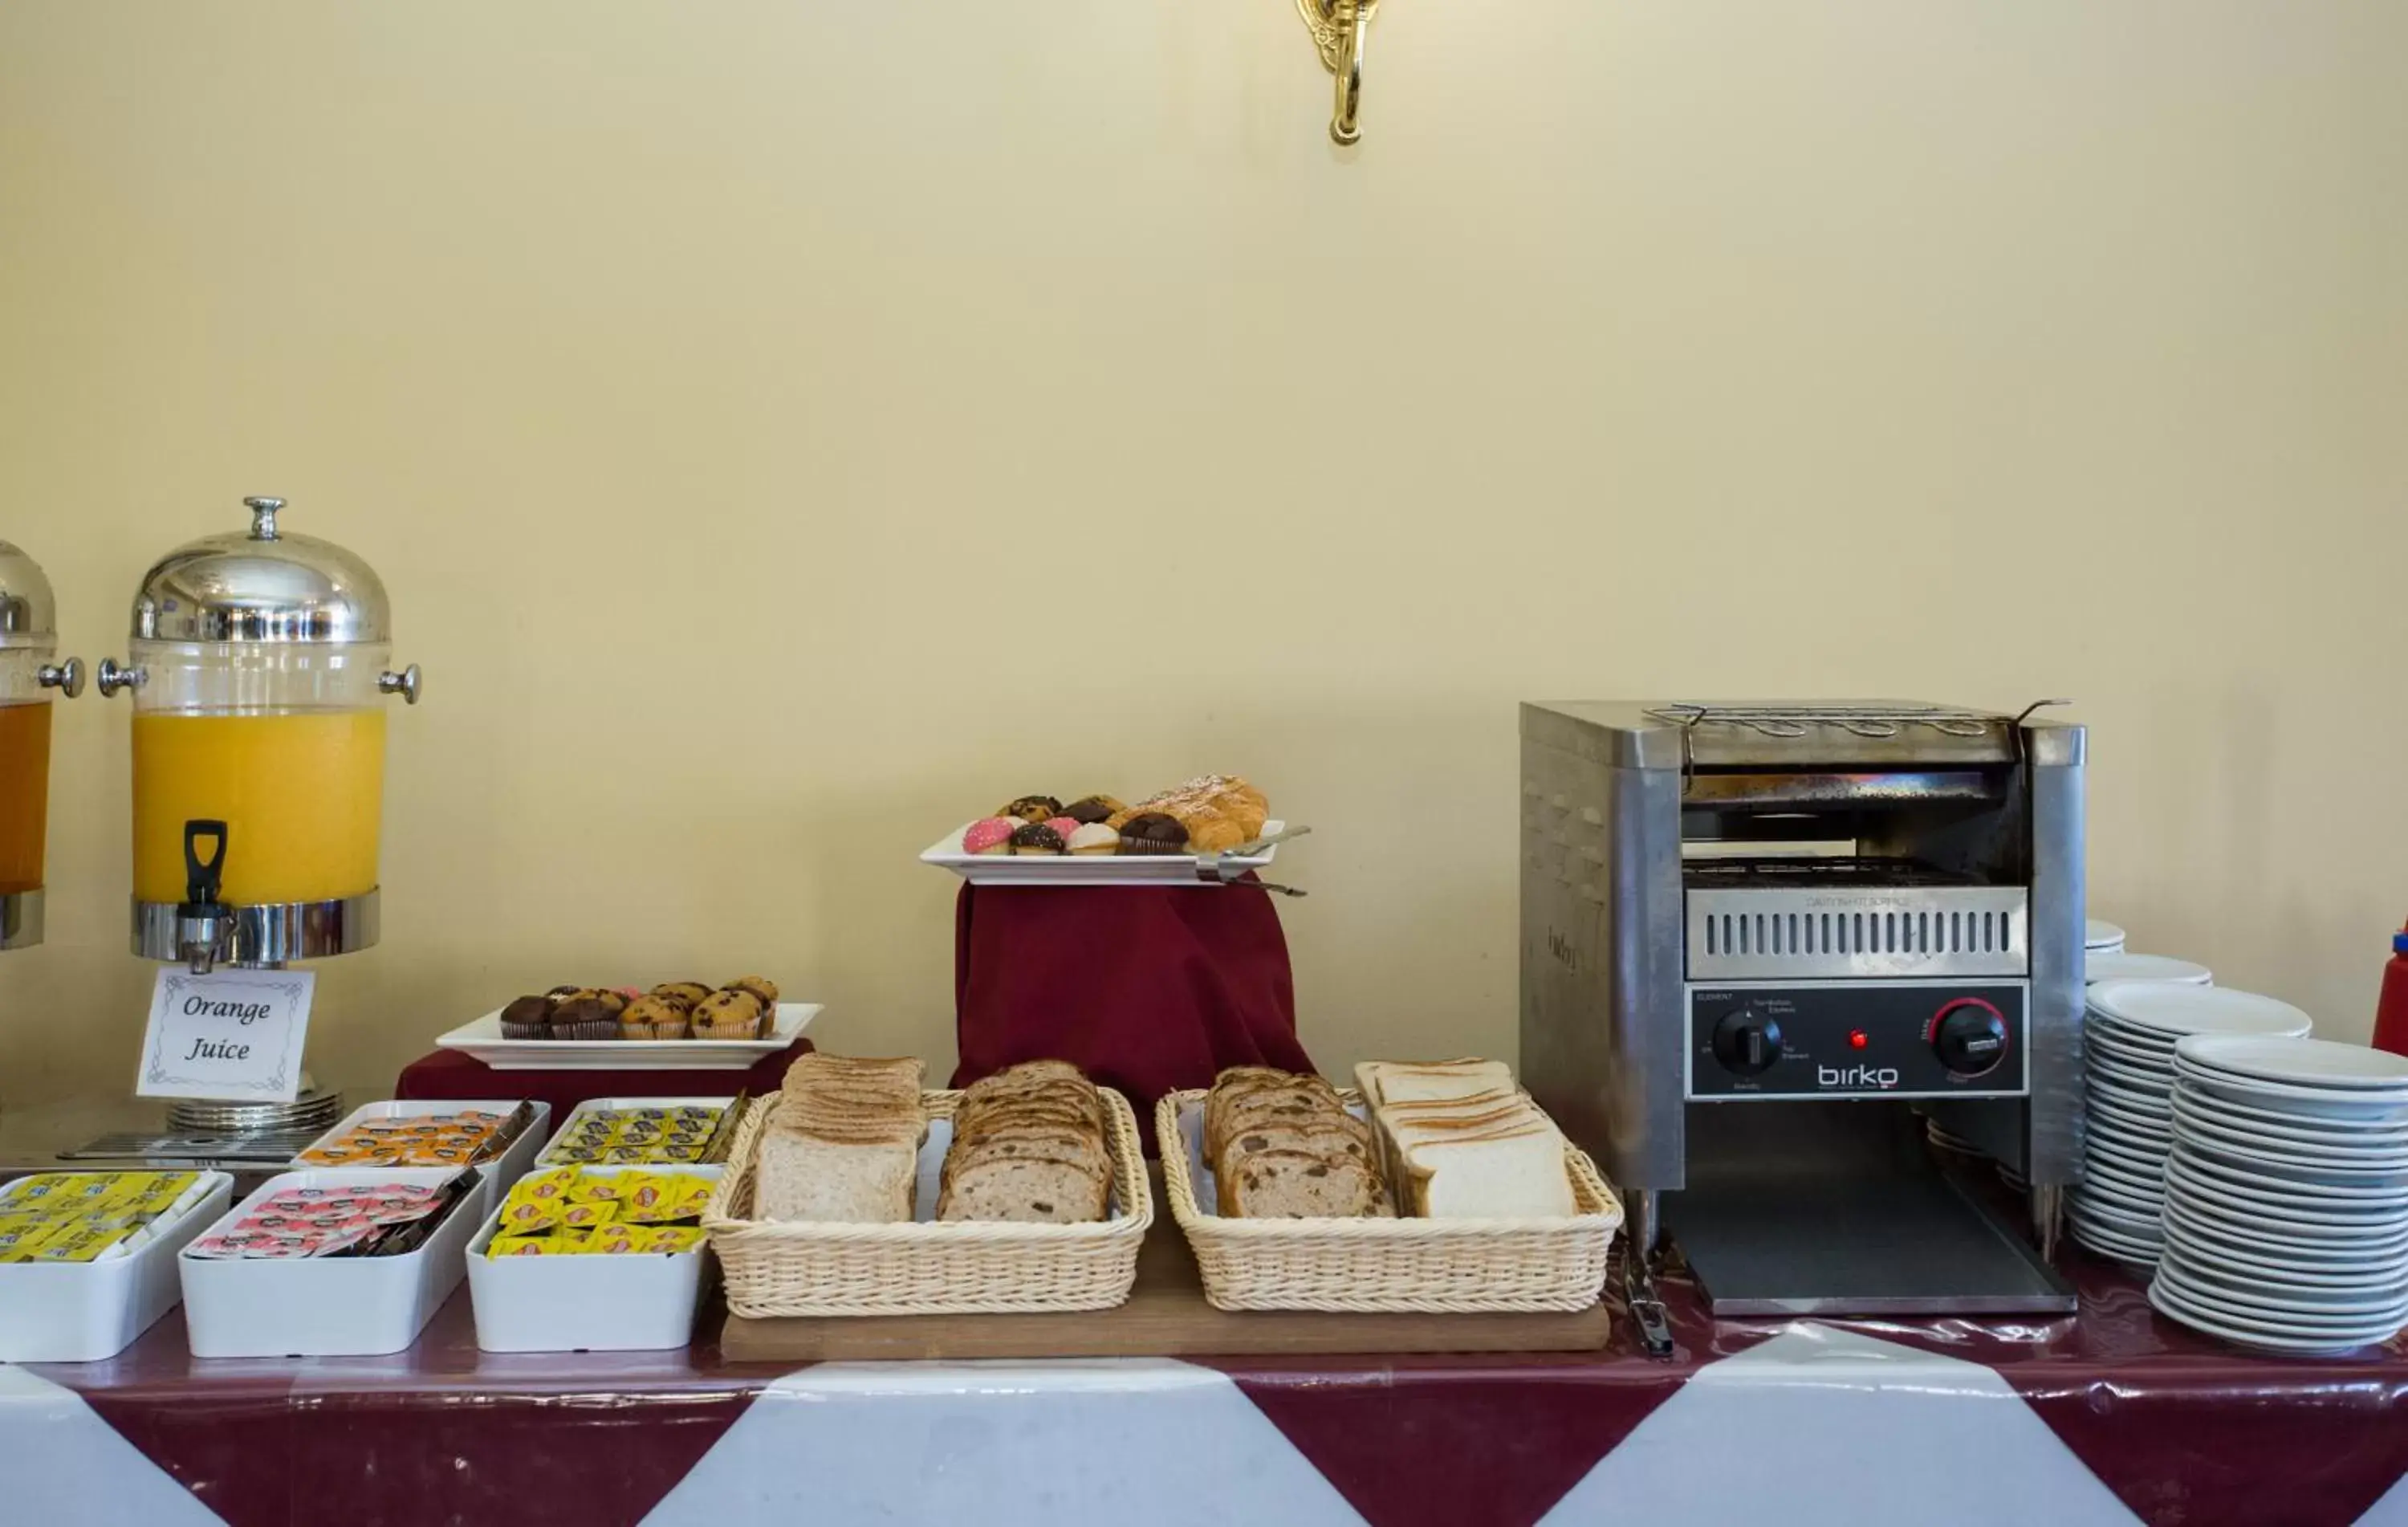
[937,1152,1110,1224]
[1202,1065,1389,1219]
[755,1051,927,1222]
[755,1121,917,1222]
[937,1059,1115,1224]
[1222,1147,1385,1219]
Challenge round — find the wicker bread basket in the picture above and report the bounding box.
[704,1086,1152,1317]
[1157,1088,1622,1313]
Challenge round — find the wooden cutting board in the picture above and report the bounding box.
[719,1204,1615,1362]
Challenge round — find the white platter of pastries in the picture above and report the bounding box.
[435,977,819,1070]
[1157,1058,1624,1313]
[703,1054,1151,1316]
[921,776,1290,886]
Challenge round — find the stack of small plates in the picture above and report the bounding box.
[2070,983,2312,1265]
[2085,951,2213,987]
[2154,1034,2408,1354]
[165,1084,344,1138]
[2087,919,2128,955]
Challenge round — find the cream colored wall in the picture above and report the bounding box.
[1,1,2402,1103]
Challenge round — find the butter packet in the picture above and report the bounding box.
[611,1173,677,1223]
[510,1167,579,1204]
[583,1222,641,1255]
[629,1225,704,1255]
[0,1217,63,1261]
[567,1171,641,1206]
[665,1175,716,1221]
[559,1199,619,1231]
[497,1194,564,1234]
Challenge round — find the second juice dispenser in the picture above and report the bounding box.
[0,540,87,948]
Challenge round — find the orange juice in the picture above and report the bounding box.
[132,709,386,905]
[0,701,51,895]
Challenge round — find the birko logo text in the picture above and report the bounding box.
[1818,1064,1902,1089]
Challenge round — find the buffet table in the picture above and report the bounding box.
[13,1249,2408,1527]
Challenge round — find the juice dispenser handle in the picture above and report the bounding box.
[378,663,422,705]
[183,820,230,910]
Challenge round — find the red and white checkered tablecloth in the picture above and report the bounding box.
[13,1252,2408,1527]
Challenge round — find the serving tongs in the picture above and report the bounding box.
[1194,825,1312,896]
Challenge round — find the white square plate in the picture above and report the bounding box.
[920,821,1285,887]
[433,1004,820,1071]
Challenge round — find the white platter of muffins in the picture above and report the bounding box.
[434,977,821,1071]
[921,775,1287,887]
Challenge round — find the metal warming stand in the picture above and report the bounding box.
[82,497,421,1158]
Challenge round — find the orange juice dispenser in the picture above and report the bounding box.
[96,497,420,1135]
[0,540,87,950]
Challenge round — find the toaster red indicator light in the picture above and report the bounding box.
[1849,1029,1869,1050]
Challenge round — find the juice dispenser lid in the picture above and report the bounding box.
[0,539,59,647]
[131,496,393,644]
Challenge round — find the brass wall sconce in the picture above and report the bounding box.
[1296,0,1377,145]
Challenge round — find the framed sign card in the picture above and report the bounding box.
[136,969,315,1102]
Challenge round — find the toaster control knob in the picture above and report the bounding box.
[1710,1009,1786,1077]
[1931,1000,2010,1077]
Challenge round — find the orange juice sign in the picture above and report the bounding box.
[136,970,315,1102]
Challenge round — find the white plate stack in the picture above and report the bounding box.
[2085,951,2213,987]
[2153,1034,2408,1354]
[2086,919,2127,955]
[2070,982,2312,1266]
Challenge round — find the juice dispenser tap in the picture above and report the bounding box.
[0,539,86,952]
[175,820,234,975]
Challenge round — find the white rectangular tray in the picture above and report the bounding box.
[465,1165,722,1352]
[921,820,1286,887]
[290,1099,552,1213]
[178,1167,485,1358]
[539,1096,736,1167]
[433,1003,820,1071]
[0,1172,234,1362]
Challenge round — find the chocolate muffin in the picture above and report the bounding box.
[1009,822,1065,855]
[1117,812,1190,855]
[1061,795,1125,826]
[499,995,554,1040]
[548,997,619,1041]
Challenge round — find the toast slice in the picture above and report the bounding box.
[1355,1058,1514,1107]
[1394,1122,1573,1219]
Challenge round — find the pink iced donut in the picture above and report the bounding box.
[1042,816,1081,842]
[962,816,1017,856]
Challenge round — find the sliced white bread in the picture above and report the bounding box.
[1387,1115,1574,1219]
[1355,1058,1515,1107]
